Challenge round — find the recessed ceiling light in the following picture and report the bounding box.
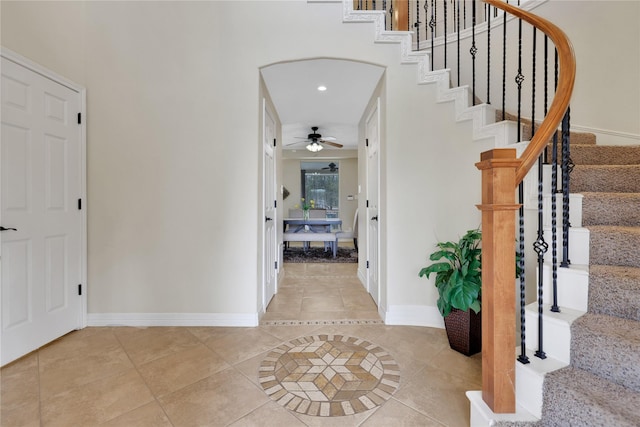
[317,85,327,92]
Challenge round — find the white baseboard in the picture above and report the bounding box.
[87,312,259,327]
[570,124,640,146]
[384,305,445,328]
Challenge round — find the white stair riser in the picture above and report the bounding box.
[525,309,571,364]
[543,226,590,265]
[540,265,589,312]
[542,193,583,228]
[516,361,544,418]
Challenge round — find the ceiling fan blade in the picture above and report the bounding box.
[322,136,337,141]
[321,140,343,148]
[285,140,306,146]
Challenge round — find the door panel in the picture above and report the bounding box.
[263,101,277,310]
[1,56,83,366]
[366,101,380,305]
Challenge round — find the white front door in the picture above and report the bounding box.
[262,100,277,311]
[366,101,380,305]
[1,54,85,366]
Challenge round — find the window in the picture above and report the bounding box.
[300,162,339,214]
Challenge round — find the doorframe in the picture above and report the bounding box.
[1,47,88,328]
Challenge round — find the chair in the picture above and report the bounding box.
[288,208,303,218]
[309,209,327,218]
[336,208,358,251]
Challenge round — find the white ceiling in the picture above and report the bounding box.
[261,59,384,150]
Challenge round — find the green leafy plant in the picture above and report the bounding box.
[419,229,482,317]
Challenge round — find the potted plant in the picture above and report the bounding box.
[419,229,482,356]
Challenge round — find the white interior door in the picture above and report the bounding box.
[366,101,380,305]
[1,54,85,366]
[262,100,277,310]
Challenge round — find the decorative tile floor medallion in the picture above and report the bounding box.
[259,335,400,417]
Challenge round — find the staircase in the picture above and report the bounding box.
[536,144,640,427]
[338,0,639,424]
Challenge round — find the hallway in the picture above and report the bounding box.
[262,263,382,325]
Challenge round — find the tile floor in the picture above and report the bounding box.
[262,263,382,324]
[0,262,482,427]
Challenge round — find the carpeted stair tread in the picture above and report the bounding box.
[541,365,640,427]
[546,144,640,165]
[581,192,640,226]
[587,225,640,269]
[497,111,597,145]
[589,265,640,321]
[570,165,640,193]
[571,313,640,392]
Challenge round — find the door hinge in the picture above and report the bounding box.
[78,284,82,295]
[78,198,82,210]
[274,200,277,208]
[366,138,369,147]
[77,112,82,124]
[275,261,278,270]
[273,138,277,147]
[366,200,369,208]
[366,261,369,269]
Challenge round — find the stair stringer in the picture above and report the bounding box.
[341,1,521,151]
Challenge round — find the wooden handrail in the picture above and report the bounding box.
[484,0,576,184]
[476,0,576,414]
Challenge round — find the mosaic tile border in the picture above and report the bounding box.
[261,319,384,326]
[258,334,400,417]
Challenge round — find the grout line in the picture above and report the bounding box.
[110,329,177,427]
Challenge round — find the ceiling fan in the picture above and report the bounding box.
[287,126,344,152]
[322,162,339,172]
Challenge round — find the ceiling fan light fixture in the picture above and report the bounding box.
[317,85,327,91]
[306,142,323,152]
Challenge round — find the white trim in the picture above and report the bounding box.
[87,312,260,327]
[570,124,640,145]
[0,47,88,330]
[384,305,445,328]
[1,48,83,93]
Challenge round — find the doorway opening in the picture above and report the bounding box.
[260,58,384,324]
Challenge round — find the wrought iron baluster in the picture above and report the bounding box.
[444,0,448,68]
[486,3,491,104]
[531,27,537,139]
[561,107,572,268]
[516,17,524,142]
[502,2,507,121]
[534,155,549,359]
[463,0,467,29]
[430,0,436,70]
[407,0,410,35]
[389,0,394,31]
[518,181,530,364]
[414,0,421,51]
[543,35,549,162]
[457,0,461,86]
[423,1,428,46]
[471,0,477,105]
[383,0,388,30]
[551,48,561,313]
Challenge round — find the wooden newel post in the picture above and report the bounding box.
[475,149,521,413]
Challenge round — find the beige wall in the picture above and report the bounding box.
[1,0,637,323]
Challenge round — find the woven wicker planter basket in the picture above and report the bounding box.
[443,308,482,356]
